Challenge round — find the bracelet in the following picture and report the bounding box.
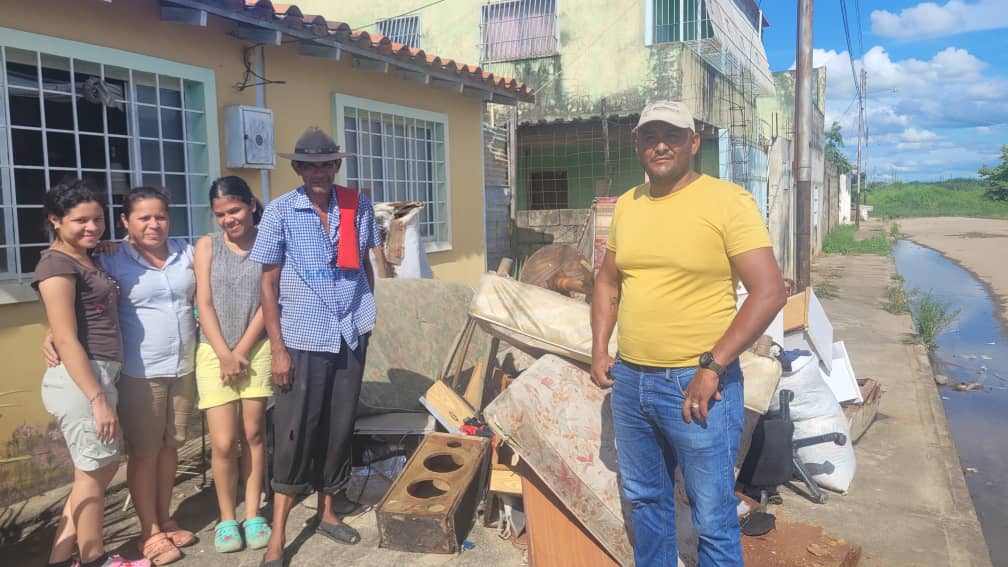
[89,391,105,404]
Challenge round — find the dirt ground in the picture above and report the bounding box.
[897,217,1008,325]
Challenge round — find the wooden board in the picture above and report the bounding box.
[489,469,523,495]
[419,380,475,433]
[376,433,489,554]
[521,463,620,567]
[842,378,882,444]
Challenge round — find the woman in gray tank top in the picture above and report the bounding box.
[193,177,273,553]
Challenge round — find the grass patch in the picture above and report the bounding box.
[889,222,901,238]
[910,292,960,350]
[822,225,891,255]
[884,275,911,314]
[867,179,1008,219]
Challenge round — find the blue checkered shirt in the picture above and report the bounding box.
[250,185,382,354]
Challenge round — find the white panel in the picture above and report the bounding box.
[225,105,274,169]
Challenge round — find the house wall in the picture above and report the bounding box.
[0,0,488,504]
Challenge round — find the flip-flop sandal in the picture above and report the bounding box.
[160,520,196,548]
[740,511,776,537]
[316,521,361,545]
[139,532,182,566]
[243,516,272,550]
[214,520,243,553]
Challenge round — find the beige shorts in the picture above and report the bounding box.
[41,360,125,472]
[117,373,197,457]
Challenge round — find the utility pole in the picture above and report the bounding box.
[855,68,865,228]
[795,0,814,292]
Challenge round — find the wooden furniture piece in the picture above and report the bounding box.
[520,462,620,567]
[376,433,489,554]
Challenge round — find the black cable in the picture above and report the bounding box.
[839,0,863,100]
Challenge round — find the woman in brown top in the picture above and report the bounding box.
[33,180,150,567]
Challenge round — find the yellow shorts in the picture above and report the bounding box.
[195,340,273,410]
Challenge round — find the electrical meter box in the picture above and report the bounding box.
[225,105,275,169]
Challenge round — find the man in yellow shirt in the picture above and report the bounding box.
[591,100,785,566]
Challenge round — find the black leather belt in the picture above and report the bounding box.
[617,358,673,373]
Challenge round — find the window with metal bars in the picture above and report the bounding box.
[479,0,558,63]
[527,170,568,210]
[377,15,422,49]
[338,98,450,249]
[0,40,213,277]
[652,0,715,44]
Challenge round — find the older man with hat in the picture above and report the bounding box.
[590,101,785,566]
[250,126,381,565]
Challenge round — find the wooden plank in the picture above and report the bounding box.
[842,378,882,444]
[489,469,522,495]
[463,359,486,410]
[521,464,620,567]
[420,380,475,433]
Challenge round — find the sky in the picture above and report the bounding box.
[759,0,1008,182]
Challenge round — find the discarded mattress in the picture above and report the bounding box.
[359,278,492,416]
[485,354,696,567]
[469,274,617,364]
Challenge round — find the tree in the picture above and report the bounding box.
[825,121,853,174]
[978,145,1008,201]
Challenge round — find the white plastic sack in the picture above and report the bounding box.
[794,413,857,493]
[769,354,836,420]
[769,353,856,493]
[372,202,433,278]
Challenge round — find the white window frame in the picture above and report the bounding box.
[0,27,219,302]
[377,15,423,49]
[331,94,452,253]
[645,0,714,46]
[479,0,560,63]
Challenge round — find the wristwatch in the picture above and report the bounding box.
[698,351,726,378]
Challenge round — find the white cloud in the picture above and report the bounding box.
[871,0,1008,39]
[792,44,1008,179]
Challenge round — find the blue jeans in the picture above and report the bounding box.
[611,358,744,567]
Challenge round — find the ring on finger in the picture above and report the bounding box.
[690,402,700,409]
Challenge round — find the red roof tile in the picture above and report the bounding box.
[235,0,533,101]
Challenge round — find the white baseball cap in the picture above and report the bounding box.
[633,100,696,132]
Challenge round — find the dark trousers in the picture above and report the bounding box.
[270,335,368,496]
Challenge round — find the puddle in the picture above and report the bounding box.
[892,240,1008,564]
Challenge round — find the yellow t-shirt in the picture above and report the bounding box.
[606,174,772,367]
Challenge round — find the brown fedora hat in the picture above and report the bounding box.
[278,126,353,161]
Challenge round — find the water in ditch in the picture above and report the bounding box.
[892,239,1008,564]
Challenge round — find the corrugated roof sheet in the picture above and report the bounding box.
[232,0,533,101]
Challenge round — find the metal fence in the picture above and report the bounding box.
[377,15,422,49]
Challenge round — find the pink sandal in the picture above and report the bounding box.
[139,532,181,566]
[159,519,196,548]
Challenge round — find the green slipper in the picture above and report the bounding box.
[215,519,243,553]
[243,516,272,550]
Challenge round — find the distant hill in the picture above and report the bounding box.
[867,179,1008,219]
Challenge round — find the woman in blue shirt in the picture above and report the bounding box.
[104,187,198,565]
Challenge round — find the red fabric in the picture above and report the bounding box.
[334,186,360,270]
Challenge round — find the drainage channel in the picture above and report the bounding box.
[892,239,1008,565]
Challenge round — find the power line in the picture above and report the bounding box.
[357,0,449,30]
[838,0,863,100]
[854,0,864,61]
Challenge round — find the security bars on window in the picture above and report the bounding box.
[342,107,448,246]
[0,46,211,277]
[479,0,559,63]
[653,0,715,44]
[376,15,422,49]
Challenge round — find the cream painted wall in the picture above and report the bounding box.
[0,0,488,490]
